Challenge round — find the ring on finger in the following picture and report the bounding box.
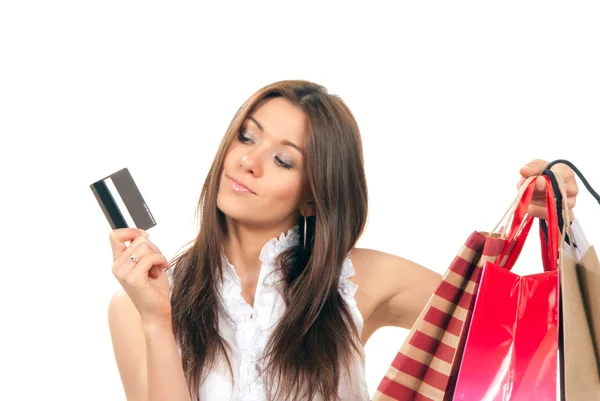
[130,254,138,263]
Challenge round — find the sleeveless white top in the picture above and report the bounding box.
[168,225,369,400]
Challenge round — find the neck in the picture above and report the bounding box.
[223,218,296,278]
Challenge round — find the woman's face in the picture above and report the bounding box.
[217,97,312,228]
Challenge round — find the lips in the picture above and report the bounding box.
[226,175,256,195]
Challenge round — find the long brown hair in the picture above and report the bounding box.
[169,80,369,400]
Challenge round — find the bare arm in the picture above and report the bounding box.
[356,160,581,334]
[108,289,192,401]
[351,248,442,334]
[370,257,440,330]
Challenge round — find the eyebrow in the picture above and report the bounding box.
[247,116,305,155]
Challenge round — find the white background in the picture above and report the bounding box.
[1,2,599,400]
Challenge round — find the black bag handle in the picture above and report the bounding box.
[540,159,599,244]
[544,159,600,206]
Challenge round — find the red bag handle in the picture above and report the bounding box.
[498,174,559,272]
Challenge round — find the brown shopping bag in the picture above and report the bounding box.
[372,177,539,401]
[542,161,600,399]
[560,247,600,399]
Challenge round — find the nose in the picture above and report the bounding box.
[240,152,263,177]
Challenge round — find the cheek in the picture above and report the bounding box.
[223,143,240,166]
[267,174,305,204]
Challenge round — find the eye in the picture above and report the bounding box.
[238,130,253,144]
[275,156,292,169]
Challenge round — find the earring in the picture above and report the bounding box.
[303,215,307,249]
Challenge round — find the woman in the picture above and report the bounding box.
[107,80,579,401]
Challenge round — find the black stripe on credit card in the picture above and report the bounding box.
[90,178,129,229]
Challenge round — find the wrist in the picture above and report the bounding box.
[141,314,173,332]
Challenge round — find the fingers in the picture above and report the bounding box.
[528,202,575,222]
[535,175,546,192]
[516,159,579,223]
[549,162,576,183]
[529,195,576,211]
[519,159,575,185]
[541,163,578,207]
[111,236,164,278]
[130,253,170,282]
[109,228,149,261]
[113,252,169,286]
[519,159,549,178]
[516,175,550,194]
[519,159,578,201]
[112,242,170,284]
[516,167,548,190]
[124,235,162,256]
[565,178,579,198]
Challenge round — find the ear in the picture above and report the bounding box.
[299,200,315,217]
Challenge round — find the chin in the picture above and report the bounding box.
[217,192,258,222]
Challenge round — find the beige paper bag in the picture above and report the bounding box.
[560,244,600,399]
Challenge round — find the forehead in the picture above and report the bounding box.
[248,97,308,144]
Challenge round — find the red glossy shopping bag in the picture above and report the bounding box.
[372,177,541,401]
[452,175,561,401]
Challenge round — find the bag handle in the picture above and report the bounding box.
[545,159,600,206]
[491,175,537,237]
[541,169,575,257]
[498,174,560,271]
[540,159,600,246]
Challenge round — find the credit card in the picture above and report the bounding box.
[89,167,157,230]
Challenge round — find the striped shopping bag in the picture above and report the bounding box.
[372,231,511,401]
[372,176,538,401]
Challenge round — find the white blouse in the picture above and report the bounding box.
[168,225,370,400]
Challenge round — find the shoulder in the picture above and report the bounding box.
[345,248,407,322]
[349,247,421,297]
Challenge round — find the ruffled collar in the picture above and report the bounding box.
[218,223,362,351]
[222,225,300,285]
[219,225,300,326]
[258,224,300,265]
